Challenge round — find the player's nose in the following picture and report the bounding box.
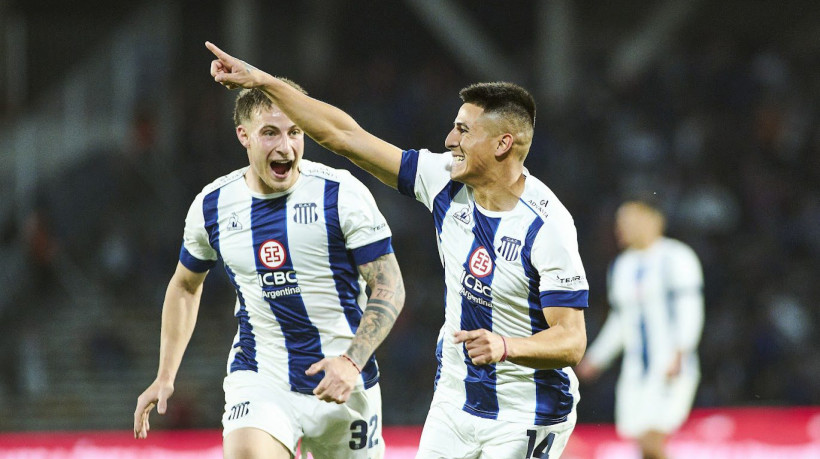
[445,129,460,150]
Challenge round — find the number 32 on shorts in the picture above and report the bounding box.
[349,414,379,450]
[526,430,556,459]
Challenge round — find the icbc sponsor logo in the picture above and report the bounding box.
[459,246,494,308]
[259,239,286,269]
[468,246,493,277]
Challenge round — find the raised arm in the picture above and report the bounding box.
[134,262,207,439]
[206,41,404,188]
[306,253,405,403]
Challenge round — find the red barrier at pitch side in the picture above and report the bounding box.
[1,407,818,458]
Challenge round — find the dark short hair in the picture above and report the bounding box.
[233,78,307,127]
[622,192,665,216]
[458,82,536,129]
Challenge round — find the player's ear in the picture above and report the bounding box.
[236,125,250,148]
[495,133,514,157]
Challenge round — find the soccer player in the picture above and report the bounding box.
[576,198,704,459]
[206,42,589,459]
[133,83,405,459]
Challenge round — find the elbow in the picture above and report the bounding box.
[393,281,407,314]
[564,330,587,367]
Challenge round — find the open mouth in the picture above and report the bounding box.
[452,154,465,163]
[270,160,293,178]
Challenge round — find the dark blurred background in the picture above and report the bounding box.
[1,0,818,431]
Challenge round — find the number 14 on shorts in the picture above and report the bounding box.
[526,430,555,458]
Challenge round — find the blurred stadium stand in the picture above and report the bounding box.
[1,0,819,438]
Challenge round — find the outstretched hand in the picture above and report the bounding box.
[206,41,262,90]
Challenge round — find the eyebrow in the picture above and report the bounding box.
[260,124,299,131]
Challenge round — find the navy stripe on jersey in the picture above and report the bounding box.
[203,189,221,252]
[522,218,573,425]
[227,264,258,372]
[432,182,464,237]
[460,209,500,419]
[251,196,325,393]
[202,190,259,373]
[636,263,649,374]
[434,336,444,391]
[179,244,216,272]
[539,290,589,308]
[351,237,394,266]
[323,180,378,388]
[397,149,420,197]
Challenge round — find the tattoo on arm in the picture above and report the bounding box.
[346,254,405,366]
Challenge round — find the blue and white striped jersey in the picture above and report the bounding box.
[179,160,394,394]
[586,237,704,383]
[397,149,589,426]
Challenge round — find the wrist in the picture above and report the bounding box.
[499,336,508,362]
[340,354,362,374]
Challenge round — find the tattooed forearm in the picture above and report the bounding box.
[346,253,405,366]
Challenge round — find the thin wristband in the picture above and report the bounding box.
[500,336,508,362]
[341,354,362,374]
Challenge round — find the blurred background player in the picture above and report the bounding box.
[207,41,588,459]
[134,85,405,459]
[576,197,704,459]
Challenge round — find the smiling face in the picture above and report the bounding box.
[444,103,501,186]
[236,105,304,194]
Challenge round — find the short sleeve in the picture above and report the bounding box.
[179,192,218,273]
[397,149,454,211]
[532,215,589,308]
[669,243,703,291]
[338,175,394,266]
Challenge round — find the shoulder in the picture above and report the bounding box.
[521,175,574,231]
[300,160,377,202]
[200,167,248,195]
[300,159,357,184]
[659,237,698,259]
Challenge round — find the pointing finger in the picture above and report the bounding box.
[205,41,229,60]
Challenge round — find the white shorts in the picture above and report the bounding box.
[415,392,576,459]
[614,371,699,438]
[222,370,385,459]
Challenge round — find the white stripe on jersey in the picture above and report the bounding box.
[179,160,394,394]
[397,149,589,426]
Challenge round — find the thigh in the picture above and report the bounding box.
[478,417,576,459]
[222,371,302,456]
[415,397,480,459]
[224,427,292,459]
[655,373,698,432]
[302,383,385,459]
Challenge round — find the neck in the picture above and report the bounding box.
[632,234,661,250]
[472,173,526,212]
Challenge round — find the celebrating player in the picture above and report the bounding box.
[206,41,588,458]
[576,198,704,459]
[134,83,405,459]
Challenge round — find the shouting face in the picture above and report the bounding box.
[237,106,304,194]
